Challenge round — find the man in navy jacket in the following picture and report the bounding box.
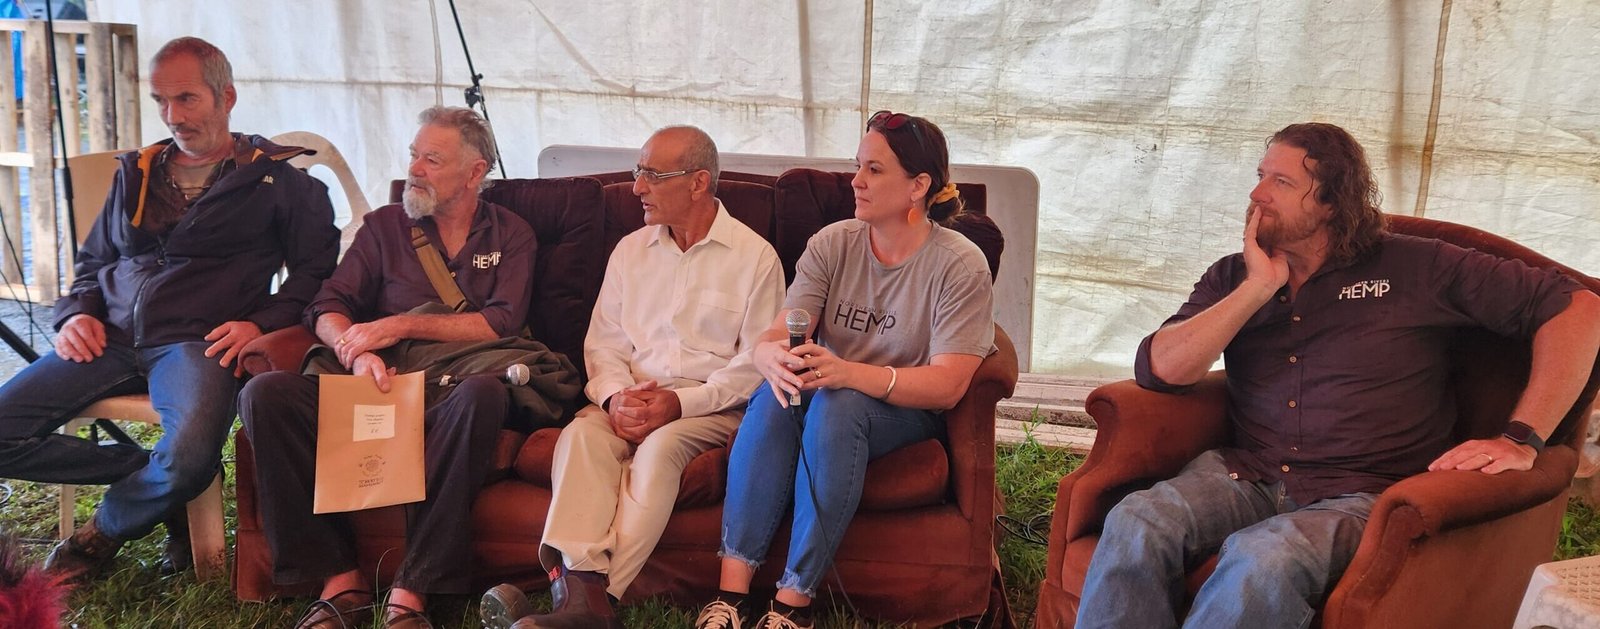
[0,36,339,582]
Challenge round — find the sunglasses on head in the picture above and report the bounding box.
[869,110,913,130]
[868,110,930,154]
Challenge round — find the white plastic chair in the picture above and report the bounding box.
[269,130,372,252]
[1514,555,1600,629]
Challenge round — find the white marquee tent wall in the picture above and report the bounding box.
[93,0,1600,377]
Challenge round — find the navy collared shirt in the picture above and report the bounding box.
[1134,233,1583,504]
[306,200,536,337]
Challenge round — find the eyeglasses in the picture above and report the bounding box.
[867,109,930,155]
[632,166,697,183]
[868,110,912,131]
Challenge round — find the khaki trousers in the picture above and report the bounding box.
[541,403,741,598]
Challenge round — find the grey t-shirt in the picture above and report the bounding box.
[786,219,995,367]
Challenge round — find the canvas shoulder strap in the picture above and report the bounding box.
[409,225,470,313]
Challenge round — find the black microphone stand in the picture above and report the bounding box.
[0,0,67,363]
[446,0,507,178]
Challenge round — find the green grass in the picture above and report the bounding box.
[0,420,1078,628]
[6,416,1597,628]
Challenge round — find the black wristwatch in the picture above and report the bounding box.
[1502,420,1546,453]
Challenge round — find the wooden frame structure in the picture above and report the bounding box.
[0,19,138,303]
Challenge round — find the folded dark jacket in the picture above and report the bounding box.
[303,335,583,431]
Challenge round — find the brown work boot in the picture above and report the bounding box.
[481,583,538,629]
[507,565,623,629]
[43,517,123,585]
[157,511,192,576]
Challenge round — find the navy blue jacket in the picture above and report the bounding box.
[53,134,340,347]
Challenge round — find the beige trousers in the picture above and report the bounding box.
[541,403,741,598]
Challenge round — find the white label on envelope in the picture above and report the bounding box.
[353,404,396,442]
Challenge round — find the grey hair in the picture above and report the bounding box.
[657,125,720,194]
[150,37,233,101]
[419,106,499,190]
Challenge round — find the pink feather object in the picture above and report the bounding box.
[0,530,71,629]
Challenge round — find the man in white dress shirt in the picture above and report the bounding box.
[481,125,785,628]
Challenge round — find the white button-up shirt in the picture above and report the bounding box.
[583,201,785,419]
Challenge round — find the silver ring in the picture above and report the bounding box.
[1481,453,1495,462]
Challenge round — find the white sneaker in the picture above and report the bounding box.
[753,608,813,629]
[695,599,744,629]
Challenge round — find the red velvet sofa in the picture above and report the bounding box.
[233,168,1019,626]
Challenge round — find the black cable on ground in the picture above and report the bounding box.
[996,511,1052,547]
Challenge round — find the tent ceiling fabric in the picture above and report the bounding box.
[96,0,1600,378]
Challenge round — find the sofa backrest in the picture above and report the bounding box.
[1387,215,1600,448]
[389,169,1006,386]
[597,168,1000,282]
[597,176,777,255]
[770,169,1001,284]
[385,178,609,378]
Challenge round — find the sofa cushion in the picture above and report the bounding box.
[511,429,950,511]
[513,427,561,487]
[489,429,527,483]
[512,427,730,509]
[857,438,950,510]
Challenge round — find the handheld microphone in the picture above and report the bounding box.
[438,363,530,387]
[785,309,811,409]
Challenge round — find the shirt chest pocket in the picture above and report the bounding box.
[680,291,746,352]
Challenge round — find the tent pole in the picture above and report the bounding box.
[1413,0,1453,218]
[860,0,873,125]
[446,0,507,178]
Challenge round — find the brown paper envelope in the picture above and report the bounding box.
[313,370,426,514]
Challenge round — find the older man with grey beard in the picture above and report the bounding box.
[239,106,544,629]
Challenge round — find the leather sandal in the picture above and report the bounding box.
[383,602,436,629]
[292,588,374,629]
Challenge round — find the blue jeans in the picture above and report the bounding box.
[721,386,942,598]
[1076,450,1376,629]
[0,341,239,540]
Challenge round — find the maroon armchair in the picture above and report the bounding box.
[233,168,1019,626]
[1035,215,1600,628]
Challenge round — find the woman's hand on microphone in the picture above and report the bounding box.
[793,342,858,392]
[755,338,810,408]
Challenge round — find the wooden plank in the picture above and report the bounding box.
[0,281,56,304]
[54,33,81,157]
[84,23,115,153]
[114,32,139,149]
[0,31,20,285]
[23,22,59,296]
[0,20,136,37]
[996,418,1096,454]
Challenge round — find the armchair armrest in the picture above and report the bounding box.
[1058,373,1230,543]
[1366,444,1577,536]
[946,324,1018,561]
[948,324,1019,519]
[1325,444,1579,627]
[239,325,318,378]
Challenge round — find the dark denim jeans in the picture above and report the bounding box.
[0,341,238,540]
[721,386,941,597]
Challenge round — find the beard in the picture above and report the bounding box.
[1251,203,1323,249]
[402,179,437,219]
